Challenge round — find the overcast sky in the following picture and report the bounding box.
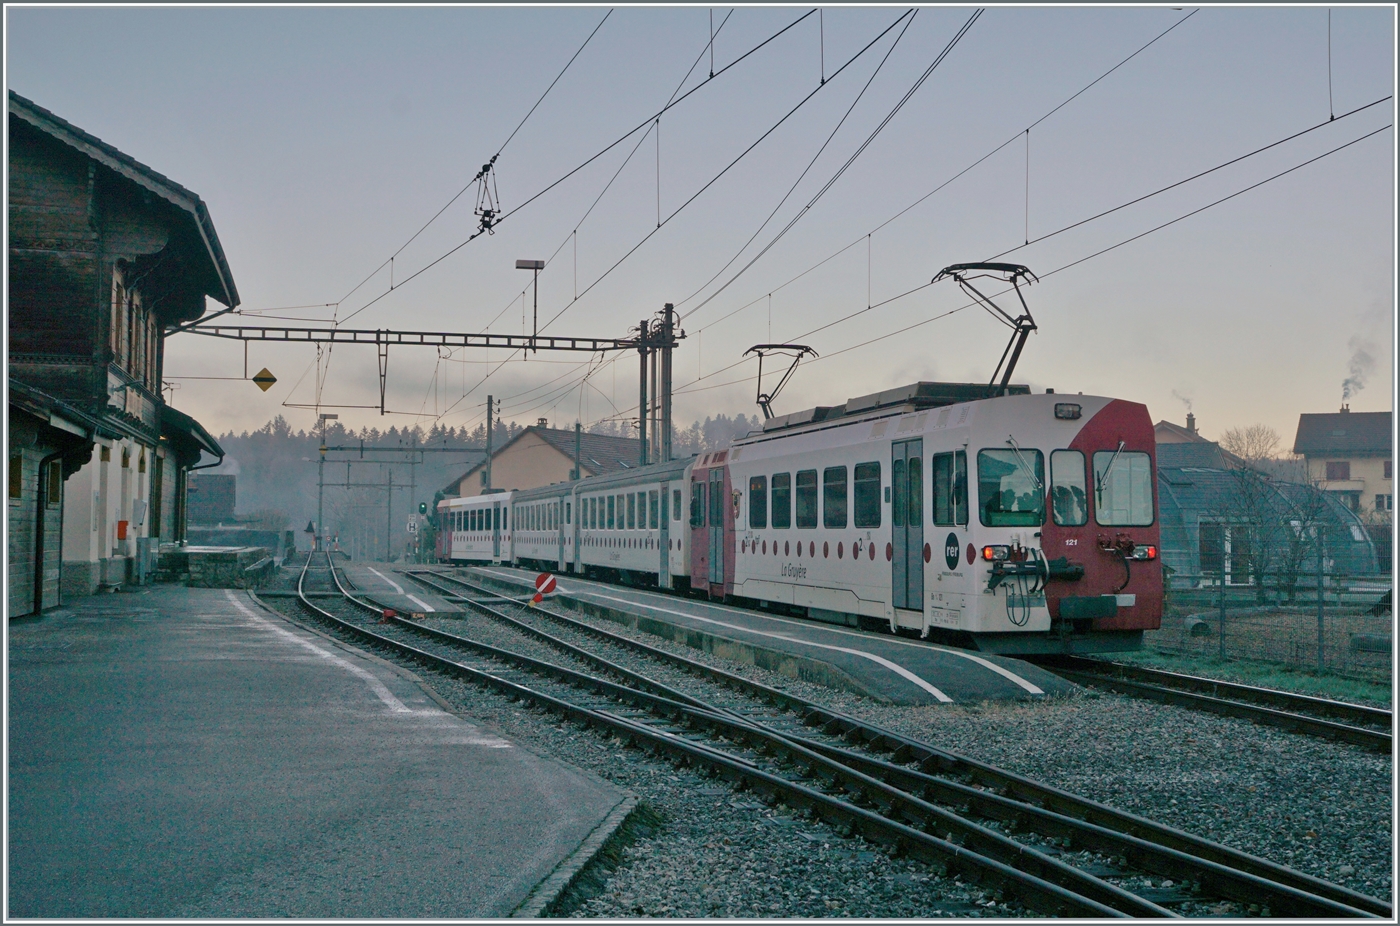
[7,5,1395,447]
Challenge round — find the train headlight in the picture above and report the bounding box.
[1054,403,1082,420]
[1129,545,1157,561]
[981,544,1010,562]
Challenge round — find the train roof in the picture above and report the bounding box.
[746,381,1032,439]
[509,455,693,502]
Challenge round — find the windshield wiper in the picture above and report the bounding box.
[1005,436,1042,493]
[1096,440,1126,504]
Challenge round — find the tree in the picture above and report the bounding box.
[1219,424,1281,466]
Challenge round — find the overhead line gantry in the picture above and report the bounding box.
[179,304,685,465]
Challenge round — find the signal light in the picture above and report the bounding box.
[981,545,1010,562]
[419,502,428,514]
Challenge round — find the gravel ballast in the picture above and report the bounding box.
[269,562,1394,915]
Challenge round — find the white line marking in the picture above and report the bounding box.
[225,589,413,713]
[367,566,436,612]
[480,566,1043,697]
[511,578,949,702]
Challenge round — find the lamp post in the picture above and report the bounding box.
[516,259,544,355]
[317,413,338,552]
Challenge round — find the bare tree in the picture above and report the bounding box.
[1219,424,1281,465]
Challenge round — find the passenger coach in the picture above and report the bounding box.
[439,380,1162,655]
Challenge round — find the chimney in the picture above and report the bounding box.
[1340,404,1350,414]
[1185,412,1196,435]
[536,417,549,428]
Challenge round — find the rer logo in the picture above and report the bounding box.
[944,532,961,571]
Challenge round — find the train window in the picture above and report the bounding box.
[649,490,659,529]
[823,467,848,529]
[691,482,705,527]
[607,496,616,530]
[796,470,818,529]
[1050,450,1088,526]
[661,488,669,523]
[493,507,500,530]
[892,457,906,527]
[566,502,571,525]
[627,493,636,529]
[977,449,1045,527]
[853,462,880,528]
[932,452,968,526]
[749,476,768,529]
[771,473,791,529]
[592,497,599,529]
[672,488,680,520]
[1093,450,1153,526]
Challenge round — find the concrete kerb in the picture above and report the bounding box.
[510,795,644,918]
[462,569,893,704]
[246,585,645,913]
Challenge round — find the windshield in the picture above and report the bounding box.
[978,449,1044,527]
[1093,450,1153,525]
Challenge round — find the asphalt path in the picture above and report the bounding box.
[7,585,625,918]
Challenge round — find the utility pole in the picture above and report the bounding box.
[317,413,338,552]
[484,394,494,491]
[516,259,544,355]
[660,304,674,463]
[573,420,582,481]
[385,468,394,563]
[638,318,649,467]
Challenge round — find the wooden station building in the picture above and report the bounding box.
[7,90,236,614]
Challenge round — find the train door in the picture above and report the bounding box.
[892,439,924,612]
[708,467,725,589]
[491,502,501,561]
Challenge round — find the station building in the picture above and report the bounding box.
[7,90,237,613]
[443,421,641,497]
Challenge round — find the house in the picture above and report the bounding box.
[1292,406,1392,519]
[7,90,237,606]
[443,423,641,497]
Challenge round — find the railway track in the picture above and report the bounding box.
[393,564,1385,919]
[1030,655,1392,755]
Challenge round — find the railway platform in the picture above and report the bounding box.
[8,584,632,918]
[457,566,1076,705]
[337,558,464,615]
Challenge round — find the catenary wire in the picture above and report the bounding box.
[680,7,1201,333]
[670,121,1392,397]
[333,10,614,311]
[335,9,818,327]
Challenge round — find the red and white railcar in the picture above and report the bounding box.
[695,383,1161,654]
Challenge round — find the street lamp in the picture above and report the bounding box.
[317,413,338,552]
[516,259,544,354]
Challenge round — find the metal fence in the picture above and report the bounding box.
[1153,571,1392,680]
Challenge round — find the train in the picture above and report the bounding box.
[435,380,1162,655]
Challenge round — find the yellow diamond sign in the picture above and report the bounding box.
[252,368,277,392]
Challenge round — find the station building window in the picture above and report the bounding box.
[932,451,968,526]
[749,476,767,529]
[8,454,21,500]
[823,466,847,529]
[853,462,880,528]
[1326,461,1351,481]
[771,473,791,529]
